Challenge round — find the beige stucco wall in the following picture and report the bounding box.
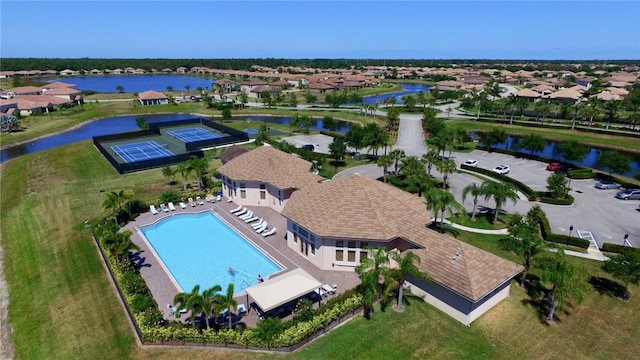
[467,284,511,324]
[222,179,289,213]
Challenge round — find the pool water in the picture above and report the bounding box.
[140,212,282,295]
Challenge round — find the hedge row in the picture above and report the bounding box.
[538,212,590,249]
[461,164,575,205]
[594,172,639,190]
[600,243,640,254]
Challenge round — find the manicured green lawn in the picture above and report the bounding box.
[447,212,514,230]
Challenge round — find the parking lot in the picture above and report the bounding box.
[447,150,640,248]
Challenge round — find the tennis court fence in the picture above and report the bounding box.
[93,130,203,174]
[148,118,249,152]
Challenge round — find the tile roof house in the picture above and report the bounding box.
[138,90,169,105]
[515,88,542,102]
[548,88,582,103]
[218,145,250,164]
[219,146,522,325]
[218,145,324,213]
[280,173,522,325]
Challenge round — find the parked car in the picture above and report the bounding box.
[595,180,622,190]
[615,189,640,200]
[463,159,477,167]
[546,162,562,171]
[492,164,510,174]
[302,144,315,151]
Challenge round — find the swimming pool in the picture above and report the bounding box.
[140,211,282,295]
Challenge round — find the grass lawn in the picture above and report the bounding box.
[447,212,513,230]
[2,116,639,359]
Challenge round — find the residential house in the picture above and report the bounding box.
[59,69,79,76]
[138,90,169,105]
[515,88,542,103]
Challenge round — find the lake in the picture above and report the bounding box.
[0,114,351,163]
[36,75,216,94]
[362,83,431,105]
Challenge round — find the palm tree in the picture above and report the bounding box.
[499,213,547,287]
[377,155,393,183]
[166,86,174,93]
[175,162,191,191]
[356,247,390,316]
[507,93,519,124]
[389,149,406,175]
[185,85,191,95]
[435,159,457,190]
[173,285,204,329]
[102,230,139,264]
[398,156,424,179]
[187,155,208,190]
[426,189,466,233]
[481,181,518,222]
[201,285,222,330]
[122,189,134,216]
[103,190,125,226]
[388,251,430,312]
[536,250,587,321]
[161,166,175,185]
[214,283,237,329]
[602,249,640,300]
[420,149,439,178]
[462,182,483,220]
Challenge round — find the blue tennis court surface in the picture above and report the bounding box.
[111,141,175,163]
[168,127,221,142]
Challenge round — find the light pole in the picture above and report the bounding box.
[568,225,574,246]
[623,233,630,247]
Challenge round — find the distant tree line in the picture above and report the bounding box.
[1,58,637,73]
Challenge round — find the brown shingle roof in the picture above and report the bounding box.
[515,88,542,98]
[138,90,167,100]
[282,173,429,240]
[218,145,324,190]
[219,145,250,164]
[282,173,522,301]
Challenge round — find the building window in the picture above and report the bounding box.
[311,243,315,255]
[310,233,316,242]
[347,251,356,262]
[336,250,344,261]
[240,183,246,199]
[260,184,266,200]
[361,242,369,249]
[299,227,309,238]
[300,239,304,253]
[360,251,368,261]
[348,241,356,248]
[336,241,344,248]
[278,190,282,206]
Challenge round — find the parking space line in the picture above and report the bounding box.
[577,230,600,249]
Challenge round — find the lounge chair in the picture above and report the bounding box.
[314,288,327,297]
[236,208,248,216]
[179,202,187,209]
[227,197,233,203]
[262,227,277,237]
[255,222,268,233]
[196,196,204,205]
[239,210,253,220]
[230,205,242,213]
[168,202,176,211]
[251,219,264,229]
[322,284,336,294]
[188,198,196,207]
[244,216,259,223]
[161,204,169,213]
[237,304,247,315]
[150,205,159,215]
[216,194,221,202]
[205,194,215,202]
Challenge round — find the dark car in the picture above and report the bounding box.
[595,180,622,190]
[615,189,640,200]
[302,144,315,151]
[546,162,562,171]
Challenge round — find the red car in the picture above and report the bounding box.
[546,162,562,171]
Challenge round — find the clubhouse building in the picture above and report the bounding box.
[218,145,522,325]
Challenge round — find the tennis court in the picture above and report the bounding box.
[111,141,175,163]
[168,127,222,143]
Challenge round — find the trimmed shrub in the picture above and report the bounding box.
[461,164,537,200]
[538,211,590,248]
[540,194,574,205]
[601,243,640,254]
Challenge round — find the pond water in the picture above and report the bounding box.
[36,75,216,94]
[362,83,431,105]
[0,114,351,163]
[476,134,640,178]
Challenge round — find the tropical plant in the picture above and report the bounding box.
[536,250,587,321]
[102,229,139,264]
[499,213,547,287]
[173,285,204,329]
[214,283,238,329]
[116,85,125,93]
[546,172,569,199]
[435,159,457,189]
[387,252,430,311]
[255,317,284,348]
[602,249,640,300]
[103,190,125,226]
[329,139,348,171]
[356,246,391,316]
[420,149,439,178]
[516,134,546,157]
[389,149,406,175]
[426,189,465,233]
[598,150,631,177]
[175,162,191,191]
[481,181,518,222]
[399,156,424,179]
[187,155,208,190]
[201,285,222,330]
[555,140,589,163]
[462,182,483,220]
[377,154,393,183]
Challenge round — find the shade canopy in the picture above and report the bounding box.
[245,268,322,312]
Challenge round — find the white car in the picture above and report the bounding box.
[492,164,510,174]
[463,159,477,167]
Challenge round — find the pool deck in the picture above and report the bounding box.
[125,198,360,328]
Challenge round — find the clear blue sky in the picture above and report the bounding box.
[2,1,639,60]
